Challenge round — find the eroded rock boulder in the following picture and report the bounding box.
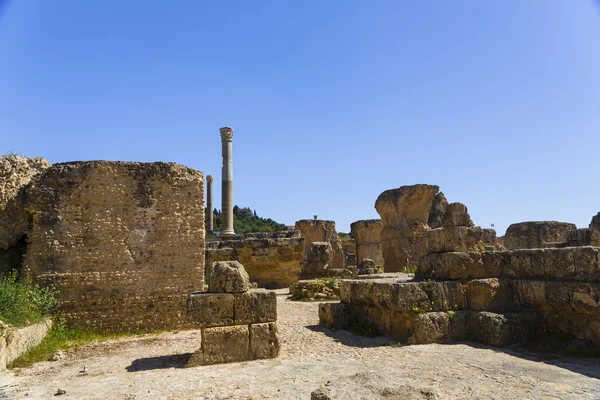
[442,202,473,227]
[209,261,250,293]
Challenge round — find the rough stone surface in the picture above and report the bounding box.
[186,325,249,367]
[442,202,474,227]
[375,184,486,272]
[295,220,345,269]
[249,322,280,360]
[0,161,205,332]
[504,221,577,250]
[186,293,234,327]
[0,318,52,369]
[418,246,600,282]
[233,290,277,324]
[427,191,448,229]
[350,219,384,268]
[209,261,250,293]
[311,372,440,400]
[356,258,383,275]
[0,155,50,212]
[300,242,331,279]
[375,184,439,230]
[206,237,304,288]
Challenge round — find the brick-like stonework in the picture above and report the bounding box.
[0,161,205,332]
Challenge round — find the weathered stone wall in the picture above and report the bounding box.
[504,221,577,250]
[295,219,344,269]
[0,156,50,275]
[350,219,384,268]
[375,184,487,272]
[0,161,205,332]
[205,237,304,289]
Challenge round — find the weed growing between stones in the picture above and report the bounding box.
[0,270,58,327]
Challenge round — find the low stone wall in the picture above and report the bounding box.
[320,246,600,346]
[0,319,52,369]
[206,237,304,289]
[504,221,577,250]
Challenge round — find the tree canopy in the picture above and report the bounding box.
[211,206,285,234]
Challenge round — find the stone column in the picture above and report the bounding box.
[220,127,235,237]
[206,175,214,233]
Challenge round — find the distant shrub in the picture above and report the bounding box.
[0,270,58,327]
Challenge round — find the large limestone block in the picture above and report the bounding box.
[419,247,600,282]
[417,252,486,280]
[249,322,280,360]
[427,226,485,253]
[466,311,541,347]
[410,312,451,344]
[442,202,474,227]
[186,292,234,327]
[186,325,249,367]
[319,303,353,330]
[295,219,345,269]
[504,221,577,250]
[465,279,513,311]
[375,184,440,229]
[233,289,277,324]
[350,220,384,267]
[209,261,250,293]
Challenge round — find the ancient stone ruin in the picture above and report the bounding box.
[295,219,345,270]
[0,160,205,332]
[185,261,279,366]
[350,219,384,268]
[374,184,497,272]
[320,183,600,349]
[205,229,304,289]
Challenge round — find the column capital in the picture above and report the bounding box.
[207,174,214,183]
[220,127,234,141]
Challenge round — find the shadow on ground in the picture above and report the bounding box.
[305,324,394,348]
[126,353,193,372]
[313,324,600,380]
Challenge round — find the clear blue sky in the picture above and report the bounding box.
[1,1,599,235]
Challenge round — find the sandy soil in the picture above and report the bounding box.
[1,290,600,399]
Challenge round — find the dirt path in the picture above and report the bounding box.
[2,290,600,399]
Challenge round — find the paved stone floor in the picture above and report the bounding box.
[1,290,600,399]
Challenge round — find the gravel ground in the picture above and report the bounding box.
[1,290,600,399]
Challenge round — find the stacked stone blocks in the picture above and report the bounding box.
[186,261,280,367]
